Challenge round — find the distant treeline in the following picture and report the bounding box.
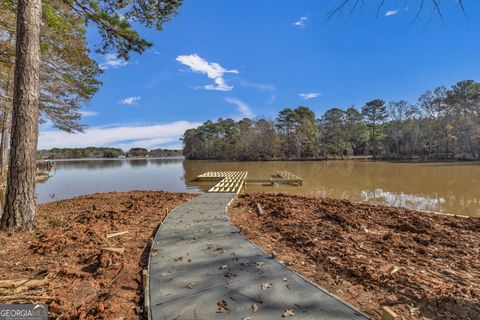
[183,80,480,161]
[37,147,183,159]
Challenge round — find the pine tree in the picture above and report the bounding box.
[362,99,388,158]
[2,0,182,229]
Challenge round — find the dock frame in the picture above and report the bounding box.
[195,170,303,193]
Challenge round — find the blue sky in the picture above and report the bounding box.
[39,0,480,150]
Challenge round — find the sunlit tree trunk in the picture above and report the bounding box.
[0,104,9,176]
[1,0,42,229]
[0,78,12,177]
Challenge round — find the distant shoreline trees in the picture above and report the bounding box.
[183,80,480,161]
[37,147,183,159]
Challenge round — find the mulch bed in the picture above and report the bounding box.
[229,192,480,320]
[0,191,195,319]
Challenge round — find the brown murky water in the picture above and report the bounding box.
[183,160,480,216]
[36,158,480,216]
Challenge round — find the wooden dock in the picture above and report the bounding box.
[197,171,248,194]
[273,170,303,185]
[195,170,303,193]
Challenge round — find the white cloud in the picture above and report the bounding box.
[119,96,141,105]
[293,16,308,28]
[100,53,128,69]
[79,111,98,117]
[385,10,398,16]
[176,54,239,91]
[225,97,254,118]
[299,92,321,100]
[38,121,201,150]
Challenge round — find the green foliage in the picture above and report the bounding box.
[1,0,102,132]
[149,148,182,157]
[66,0,182,59]
[38,147,124,159]
[276,106,317,158]
[37,147,182,159]
[362,99,388,157]
[183,80,480,161]
[126,147,149,157]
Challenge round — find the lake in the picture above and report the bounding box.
[35,158,480,216]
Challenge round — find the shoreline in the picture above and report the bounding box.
[183,157,480,163]
[35,156,480,163]
[36,156,186,162]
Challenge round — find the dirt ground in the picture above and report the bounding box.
[0,191,195,319]
[229,193,480,320]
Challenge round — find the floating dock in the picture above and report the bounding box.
[197,171,248,194]
[272,170,303,185]
[195,170,303,193]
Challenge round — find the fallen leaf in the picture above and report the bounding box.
[217,299,229,313]
[174,256,183,262]
[242,318,251,320]
[261,282,273,290]
[224,272,237,278]
[255,262,265,269]
[282,277,288,282]
[185,282,195,289]
[282,308,295,317]
[219,265,228,269]
[252,303,258,313]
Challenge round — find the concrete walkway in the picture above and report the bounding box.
[147,193,370,320]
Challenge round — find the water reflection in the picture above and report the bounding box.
[35,158,480,216]
[182,160,480,216]
[52,159,124,170]
[36,157,197,203]
[128,159,149,168]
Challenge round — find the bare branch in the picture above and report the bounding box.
[329,0,468,21]
[431,0,445,24]
[375,0,387,18]
[327,0,350,20]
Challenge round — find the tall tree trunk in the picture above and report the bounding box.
[0,79,11,177]
[0,106,9,176]
[1,0,42,229]
[372,125,377,158]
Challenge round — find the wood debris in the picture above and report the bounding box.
[382,306,400,320]
[100,247,125,254]
[261,282,273,290]
[106,231,128,238]
[256,203,264,216]
[282,308,295,317]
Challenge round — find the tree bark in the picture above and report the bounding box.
[0,106,9,176]
[0,79,11,177]
[1,0,42,229]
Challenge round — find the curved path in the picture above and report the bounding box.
[147,193,369,320]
